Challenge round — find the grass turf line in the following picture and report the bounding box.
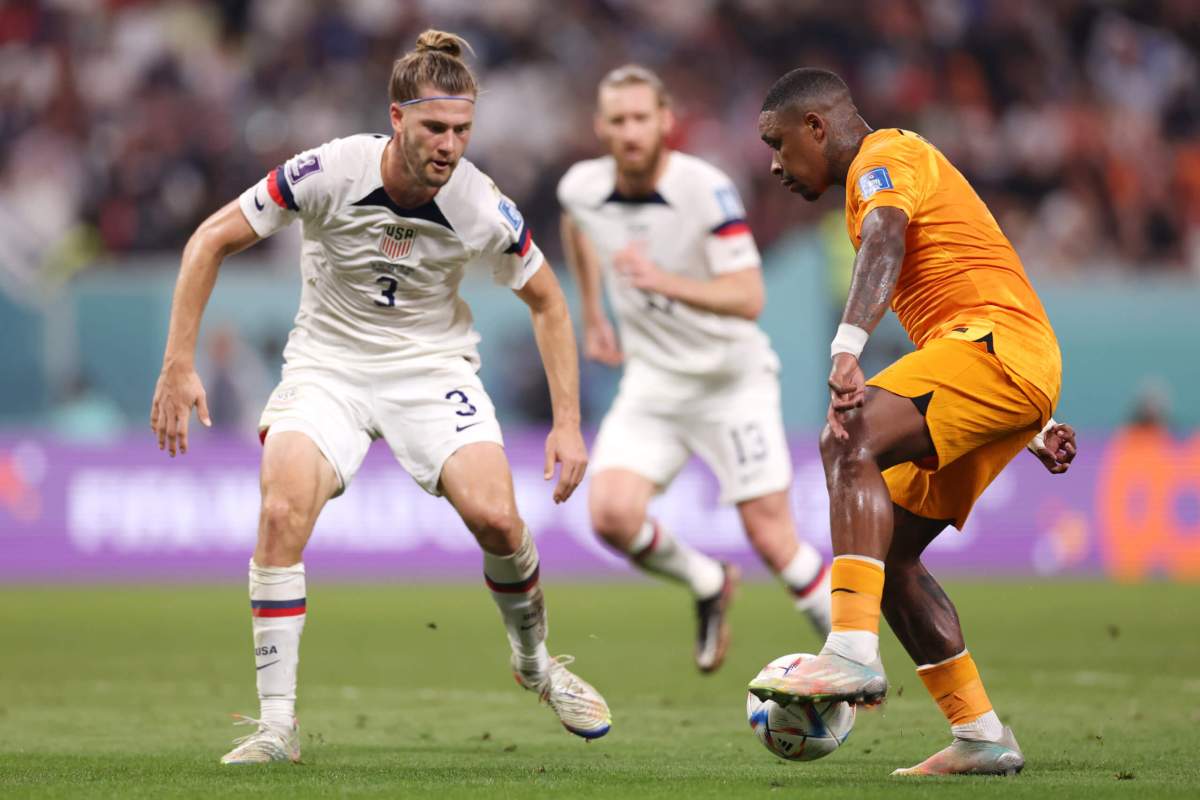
[0,580,1197,798]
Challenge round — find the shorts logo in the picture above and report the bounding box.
[274,386,298,403]
[380,225,417,261]
[498,196,524,232]
[858,167,893,199]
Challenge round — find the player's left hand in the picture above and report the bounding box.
[614,243,667,293]
[826,353,866,440]
[544,424,588,504]
[1031,422,1077,474]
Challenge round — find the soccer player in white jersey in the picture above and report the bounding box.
[149,31,611,764]
[558,66,832,673]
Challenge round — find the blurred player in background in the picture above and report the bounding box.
[149,30,611,764]
[749,68,1077,776]
[559,66,831,674]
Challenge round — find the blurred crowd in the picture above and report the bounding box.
[2,0,1200,281]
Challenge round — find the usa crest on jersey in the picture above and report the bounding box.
[380,225,417,260]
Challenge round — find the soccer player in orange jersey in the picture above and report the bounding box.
[747,68,1078,776]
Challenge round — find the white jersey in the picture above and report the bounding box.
[557,151,776,379]
[238,134,544,368]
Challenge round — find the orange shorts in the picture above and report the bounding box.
[866,336,1055,529]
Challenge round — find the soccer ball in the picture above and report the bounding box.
[746,653,856,762]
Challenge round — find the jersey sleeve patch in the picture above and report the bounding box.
[714,185,745,219]
[267,166,299,211]
[498,196,524,232]
[285,153,323,184]
[858,167,894,200]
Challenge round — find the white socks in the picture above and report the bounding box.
[484,529,551,676]
[953,709,1004,742]
[777,544,831,634]
[627,518,725,599]
[821,630,880,665]
[248,559,306,729]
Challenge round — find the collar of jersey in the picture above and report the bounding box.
[603,188,669,206]
[352,186,454,230]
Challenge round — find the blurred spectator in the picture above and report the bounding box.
[1125,377,1173,433]
[1,0,1198,281]
[199,323,270,438]
[47,373,126,442]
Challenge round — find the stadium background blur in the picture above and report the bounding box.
[1,0,1198,584]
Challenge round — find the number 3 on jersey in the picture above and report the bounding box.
[375,276,397,307]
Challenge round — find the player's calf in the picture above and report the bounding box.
[737,491,831,636]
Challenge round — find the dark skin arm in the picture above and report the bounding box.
[827,205,909,439]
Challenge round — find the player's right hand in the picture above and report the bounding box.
[1031,422,1077,475]
[150,363,211,457]
[826,353,865,440]
[584,320,623,366]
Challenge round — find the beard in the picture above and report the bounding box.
[401,136,454,188]
[615,139,664,180]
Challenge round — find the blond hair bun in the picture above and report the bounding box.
[414,29,473,60]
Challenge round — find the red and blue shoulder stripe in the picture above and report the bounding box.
[265,166,299,211]
[711,218,750,238]
[505,224,533,258]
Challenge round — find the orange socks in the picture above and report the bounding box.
[820,555,885,664]
[830,555,885,634]
[917,650,993,726]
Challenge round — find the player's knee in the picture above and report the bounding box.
[819,424,872,481]
[463,503,523,554]
[590,500,642,546]
[258,495,309,561]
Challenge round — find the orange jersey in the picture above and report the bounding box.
[844,128,1061,409]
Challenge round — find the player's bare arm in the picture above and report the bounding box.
[560,212,622,365]
[613,242,765,320]
[151,201,260,457]
[514,263,588,503]
[827,206,908,439]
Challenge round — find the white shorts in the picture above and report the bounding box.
[258,355,503,496]
[591,362,793,505]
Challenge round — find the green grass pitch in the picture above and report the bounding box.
[1,580,1197,798]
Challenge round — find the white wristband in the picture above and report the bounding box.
[830,324,869,360]
[1027,417,1058,453]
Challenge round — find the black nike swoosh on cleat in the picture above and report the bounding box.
[456,422,484,432]
[254,192,264,211]
[256,660,280,671]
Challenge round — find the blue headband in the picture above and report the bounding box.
[397,95,476,107]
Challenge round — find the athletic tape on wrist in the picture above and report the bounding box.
[830,324,869,360]
[1027,417,1058,453]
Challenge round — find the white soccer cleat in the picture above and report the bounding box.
[219,714,301,765]
[513,654,612,740]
